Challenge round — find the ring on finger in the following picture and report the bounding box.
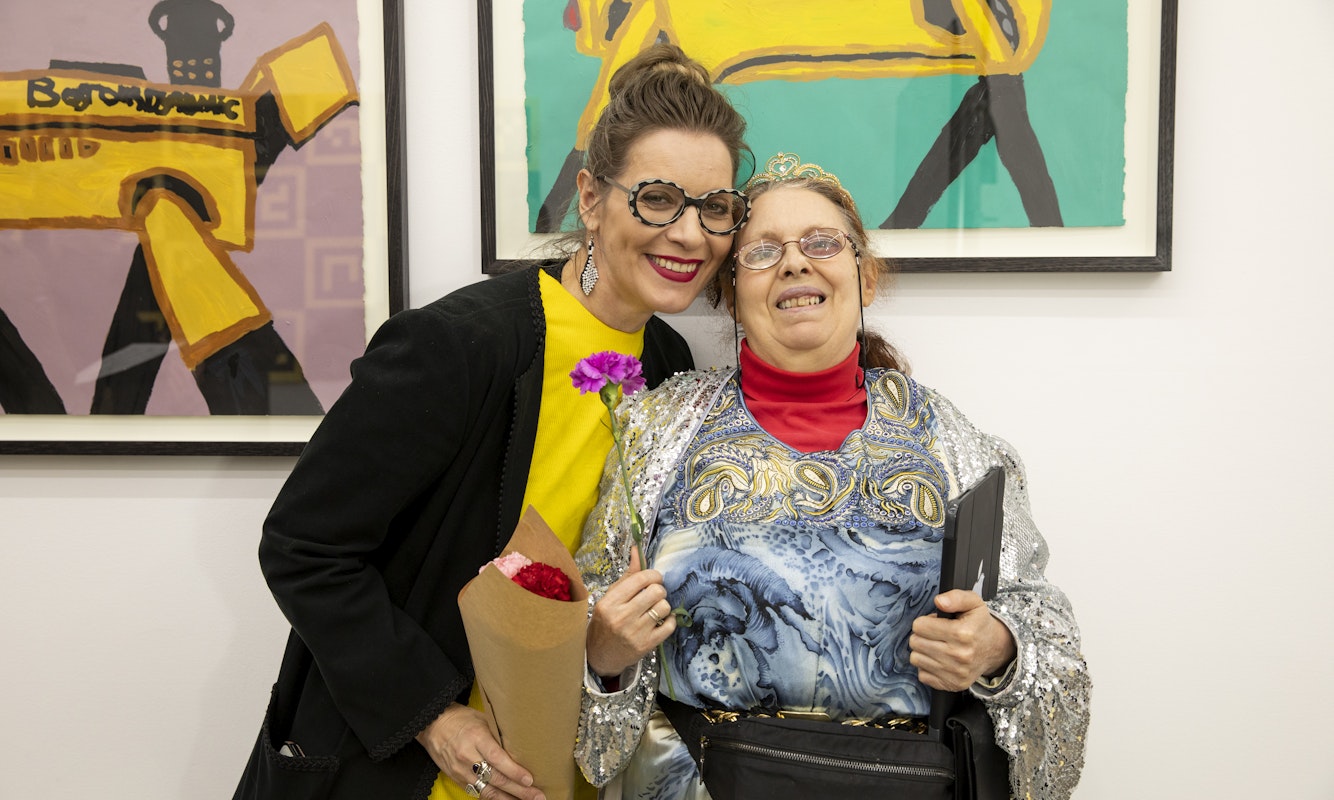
[464,776,489,798]
[645,607,665,627]
[471,760,492,781]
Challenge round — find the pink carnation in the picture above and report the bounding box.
[483,551,533,579]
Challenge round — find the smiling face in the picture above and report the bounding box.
[732,185,877,372]
[575,128,737,332]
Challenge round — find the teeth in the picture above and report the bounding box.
[649,255,697,274]
[777,296,824,310]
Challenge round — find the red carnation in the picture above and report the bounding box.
[512,562,572,601]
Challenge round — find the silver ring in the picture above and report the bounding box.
[646,607,665,627]
[471,760,492,781]
[464,776,489,798]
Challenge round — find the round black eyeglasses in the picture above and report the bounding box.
[599,176,750,235]
[735,229,856,270]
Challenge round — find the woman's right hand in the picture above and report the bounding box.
[416,703,546,800]
[586,549,676,678]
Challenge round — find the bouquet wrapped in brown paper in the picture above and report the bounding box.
[457,506,590,800]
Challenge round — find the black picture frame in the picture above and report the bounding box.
[479,0,1176,275]
[0,0,409,456]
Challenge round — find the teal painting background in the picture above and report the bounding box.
[521,2,1127,232]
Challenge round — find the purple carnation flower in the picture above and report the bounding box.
[569,351,646,396]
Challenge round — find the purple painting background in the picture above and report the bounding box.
[0,0,369,416]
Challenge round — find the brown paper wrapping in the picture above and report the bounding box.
[457,506,589,800]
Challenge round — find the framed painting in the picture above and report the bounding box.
[480,0,1176,274]
[0,0,408,455]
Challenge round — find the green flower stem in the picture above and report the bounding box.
[602,386,678,700]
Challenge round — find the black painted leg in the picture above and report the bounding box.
[0,306,65,414]
[191,322,323,415]
[90,245,171,414]
[987,74,1063,226]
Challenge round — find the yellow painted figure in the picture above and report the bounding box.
[0,24,357,414]
[567,0,1050,145]
[537,0,1060,233]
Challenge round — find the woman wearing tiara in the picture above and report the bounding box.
[576,153,1090,800]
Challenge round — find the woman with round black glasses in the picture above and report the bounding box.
[234,44,750,800]
[597,176,749,236]
[574,153,1090,800]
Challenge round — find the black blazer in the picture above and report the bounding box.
[234,264,693,799]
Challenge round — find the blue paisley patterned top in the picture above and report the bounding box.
[650,370,947,719]
[574,367,1091,800]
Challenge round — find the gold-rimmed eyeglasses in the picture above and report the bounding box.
[735,229,855,270]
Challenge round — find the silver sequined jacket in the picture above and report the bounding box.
[574,368,1090,800]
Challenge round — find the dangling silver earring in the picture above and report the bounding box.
[580,237,598,296]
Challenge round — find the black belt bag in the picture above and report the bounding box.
[657,693,1008,800]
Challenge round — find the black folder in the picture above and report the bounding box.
[928,466,1005,735]
[939,466,1005,603]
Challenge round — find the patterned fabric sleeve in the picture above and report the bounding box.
[573,370,733,787]
[924,387,1091,800]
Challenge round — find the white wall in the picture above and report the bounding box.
[3,1,1332,797]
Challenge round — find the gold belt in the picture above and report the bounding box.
[699,708,929,735]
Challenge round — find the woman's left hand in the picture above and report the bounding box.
[909,590,1017,692]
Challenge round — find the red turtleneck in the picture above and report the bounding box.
[739,340,868,453]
